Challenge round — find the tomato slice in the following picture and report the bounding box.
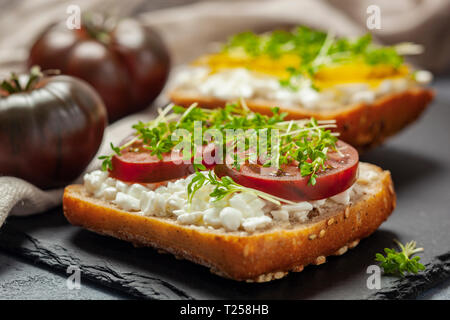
[110,143,194,183]
[214,140,359,202]
[110,141,219,183]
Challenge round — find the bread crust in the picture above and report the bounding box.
[63,163,395,282]
[169,87,434,152]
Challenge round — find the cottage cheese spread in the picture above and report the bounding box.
[173,67,432,110]
[83,170,358,233]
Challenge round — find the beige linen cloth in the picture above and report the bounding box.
[0,0,449,227]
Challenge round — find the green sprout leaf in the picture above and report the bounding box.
[97,102,338,185]
[186,170,296,208]
[375,240,426,277]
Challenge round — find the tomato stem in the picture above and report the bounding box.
[0,66,60,96]
[82,12,116,45]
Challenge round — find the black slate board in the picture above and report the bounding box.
[0,78,449,300]
[0,250,128,300]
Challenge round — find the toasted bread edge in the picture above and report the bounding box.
[63,163,395,282]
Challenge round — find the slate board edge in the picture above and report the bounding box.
[2,226,450,300]
[368,252,450,300]
[0,227,194,300]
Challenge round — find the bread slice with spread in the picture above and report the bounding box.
[169,27,434,151]
[63,103,396,282]
[64,162,394,282]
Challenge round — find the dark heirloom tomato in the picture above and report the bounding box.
[28,17,170,121]
[214,141,359,202]
[0,74,106,189]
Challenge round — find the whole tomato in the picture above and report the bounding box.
[0,67,107,189]
[28,15,170,122]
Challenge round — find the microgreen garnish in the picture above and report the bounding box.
[187,170,296,206]
[98,143,121,171]
[375,240,425,276]
[98,101,338,185]
[222,27,408,89]
[98,103,177,170]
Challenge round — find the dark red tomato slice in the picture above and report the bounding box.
[110,141,221,183]
[110,143,194,183]
[214,140,359,202]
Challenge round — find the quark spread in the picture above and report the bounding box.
[83,169,366,233]
[173,66,432,110]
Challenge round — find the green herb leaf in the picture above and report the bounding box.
[186,170,296,208]
[97,102,338,185]
[375,240,425,276]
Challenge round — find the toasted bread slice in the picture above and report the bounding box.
[169,87,433,152]
[63,163,395,282]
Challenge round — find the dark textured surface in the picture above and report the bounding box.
[418,277,450,300]
[0,212,401,300]
[369,253,450,299]
[0,77,449,300]
[0,221,193,300]
[0,250,127,300]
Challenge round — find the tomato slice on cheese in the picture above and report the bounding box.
[214,140,359,201]
[110,138,358,201]
[109,142,220,183]
[109,142,194,183]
